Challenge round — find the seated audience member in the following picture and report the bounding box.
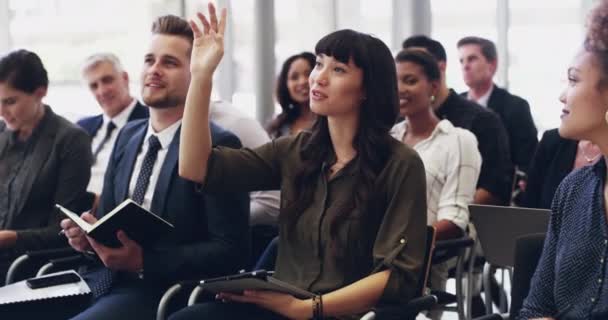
[173,5,427,320]
[57,15,249,320]
[0,49,91,279]
[403,35,512,206]
[391,49,481,319]
[520,128,599,209]
[266,52,316,139]
[519,1,608,319]
[210,99,280,225]
[78,53,149,211]
[457,36,538,174]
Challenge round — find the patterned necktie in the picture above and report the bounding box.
[132,135,162,204]
[92,121,116,164]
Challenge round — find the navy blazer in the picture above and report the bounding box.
[462,85,538,173]
[77,101,149,137]
[97,119,250,284]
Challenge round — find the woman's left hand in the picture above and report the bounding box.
[217,290,311,320]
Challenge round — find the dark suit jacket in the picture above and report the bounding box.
[520,129,577,209]
[437,90,513,204]
[462,85,538,173]
[96,119,250,286]
[0,105,92,253]
[77,101,149,137]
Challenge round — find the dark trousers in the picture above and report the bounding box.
[169,301,287,320]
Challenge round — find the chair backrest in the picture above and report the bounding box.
[509,233,546,317]
[417,226,436,296]
[470,205,550,267]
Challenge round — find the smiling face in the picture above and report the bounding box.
[558,49,608,142]
[140,34,191,109]
[0,82,45,132]
[286,58,312,105]
[396,61,438,118]
[83,61,132,118]
[309,54,365,118]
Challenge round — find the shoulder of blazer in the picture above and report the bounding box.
[128,102,150,121]
[209,121,242,148]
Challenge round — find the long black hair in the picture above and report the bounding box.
[266,52,315,138]
[282,30,399,271]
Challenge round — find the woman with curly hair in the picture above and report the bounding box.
[519,1,608,319]
[266,52,316,139]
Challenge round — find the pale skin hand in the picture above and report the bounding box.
[178,3,228,183]
[61,213,143,272]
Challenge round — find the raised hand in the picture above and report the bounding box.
[189,3,227,75]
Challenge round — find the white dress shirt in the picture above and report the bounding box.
[391,119,481,231]
[128,119,182,211]
[467,85,494,108]
[210,100,281,225]
[87,99,138,194]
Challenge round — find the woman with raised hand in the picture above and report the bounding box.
[266,52,316,139]
[519,1,608,319]
[175,4,427,320]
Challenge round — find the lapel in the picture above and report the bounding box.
[116,123,147,202]
[150,127,180,217]
[486,84,503,114]
[12,107,58,217]
[91,116,103,136]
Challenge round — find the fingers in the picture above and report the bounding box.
[197,12,210,35]
[81,212,98,224]
[60,218,77,230]
[208,2,218,31]
[218,8,227,35]
[189,20,202,38]
[116,230,136,248]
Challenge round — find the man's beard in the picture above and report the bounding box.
[143,93,183,110]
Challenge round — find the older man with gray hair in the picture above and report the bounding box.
[77,53,149,210]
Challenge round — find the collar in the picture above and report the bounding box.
[391,119,453,142]
[143,119,182,150]
[467,85,494,107]
[102,98,137,129]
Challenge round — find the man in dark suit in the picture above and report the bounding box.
[457,36,538,174]
[59,15,250,320]
[77,53,149,211]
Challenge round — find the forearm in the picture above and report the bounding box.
[433,220,464,241]
[474,188,502,205]
[179,74,213,184]
[311,269,391,318]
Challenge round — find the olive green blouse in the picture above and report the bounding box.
[204,132,427,307]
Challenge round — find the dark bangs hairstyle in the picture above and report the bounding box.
[282,29,399,274]
[267,52,316,138]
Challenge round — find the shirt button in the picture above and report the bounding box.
[599,278,603,284]
[604,239,608,245]
[602,258,605,264]
[399,238,405,244]
[591,297,596,302]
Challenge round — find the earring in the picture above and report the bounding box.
[430,95,436,103]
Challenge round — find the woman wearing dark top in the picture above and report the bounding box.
[266,51,316,139]
[519,1,608,319]
[174,4,427,320]
[0,50,92,277]
[521,128,601,209]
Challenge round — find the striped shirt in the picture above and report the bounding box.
[391,119,481,231]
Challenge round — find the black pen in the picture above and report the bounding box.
[554,303,573,320]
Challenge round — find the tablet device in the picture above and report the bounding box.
[199,270,315,299]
